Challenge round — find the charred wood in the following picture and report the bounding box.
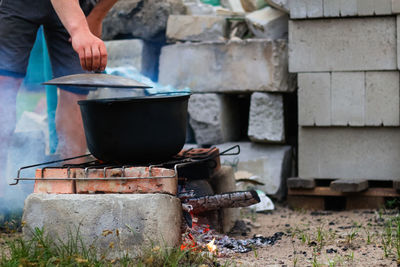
[184,190,260,214]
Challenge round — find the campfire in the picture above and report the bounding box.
[11,145,283,257]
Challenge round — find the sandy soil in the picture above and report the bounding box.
[224,204,399,267]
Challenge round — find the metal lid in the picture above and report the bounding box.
[43,73,152,89]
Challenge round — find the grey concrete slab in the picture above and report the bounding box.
[289,18,397,72]
[299,127,400,180]
[298,73,331,126]
[331,72,365,126]
[23,194,182,259]
[159,39,293,93]
[365,72,400,126]
[248,92,285,143]
[330,179,368,192]
[287,177,316,189]
[166,15,227,42]
[216,142,292,199]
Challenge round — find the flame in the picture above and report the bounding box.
[206,238,217,253]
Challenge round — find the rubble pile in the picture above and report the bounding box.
[290,0,400,181]
[101,0,295,201]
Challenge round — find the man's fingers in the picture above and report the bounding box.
[99,43,107,71]
[78,49,87,71]
[85,48,93,71]
[91,46,101,71]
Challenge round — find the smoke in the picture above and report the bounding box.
[0,85,48,219]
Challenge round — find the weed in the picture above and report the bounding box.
[0,227,226,266]
[346,227,359,246]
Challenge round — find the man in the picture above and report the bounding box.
[0,0,117,196]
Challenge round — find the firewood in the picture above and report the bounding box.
[184,190,260,214]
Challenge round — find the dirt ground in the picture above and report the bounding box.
[1,204,400,266]
[224,204,399,267]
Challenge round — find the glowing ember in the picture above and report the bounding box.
[206,238,217,253]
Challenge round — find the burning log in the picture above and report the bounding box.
[184,190,260,214]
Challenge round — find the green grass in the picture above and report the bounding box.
[0,227,227,267]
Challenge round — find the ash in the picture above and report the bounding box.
[184,224,284,255]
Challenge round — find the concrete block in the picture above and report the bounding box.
[289,0,307,18]
[357,0,376,15]
[159,39,291,93]
[240,0,268,12]
[23,194,182,259]
[357,0,391,15]
[216,142,292,199]
[323,0,340,17]
[306,0,323,17]
[373,0,392,15]
[287,177,316,189]
[210,166,240,234]
[365,71,400,126]
[289,0,323,18]
[289,18,397,72]
[265,0,289,13]
[298,73,331,126]
[330,179,368,192]
[188,94,242,145]
[331,72,365,126]
[248,92,285,143]
[339,0,357,16]
[393,0,400,13]
[245,7,288,40]
[166,15,227,42]
[397,16,400,70]
[299,127,400,180]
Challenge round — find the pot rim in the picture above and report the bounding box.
[78,93,191,105]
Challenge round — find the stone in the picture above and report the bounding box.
[23,194,182,259]
[248,92,285,143]
[330,179,368,193]
[287,177,315,189]
[166,15,227,42]
[299,127,400,180]
[216,142,292,199]
[245,6,288,40]
[298,73,331,126]
[393,0,400,13]
[331,72,365,126]
[365,72,400,126]
[102,0,186,41]
[289,18,397,72]
[159,39,292,93]
[209,166,240,234]
[265,0,289,13]
[188,94,243,145]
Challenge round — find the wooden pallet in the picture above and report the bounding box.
[287,178,400,210]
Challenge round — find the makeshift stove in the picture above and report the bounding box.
[12,145,277,257]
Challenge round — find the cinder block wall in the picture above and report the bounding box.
[289,0,400,181]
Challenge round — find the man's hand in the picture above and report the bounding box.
[50,0,117,72]
[71,29,107,71]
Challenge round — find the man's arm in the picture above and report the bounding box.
[50,0,117,71]
[86,0,118,38]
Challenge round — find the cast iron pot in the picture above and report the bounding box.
[78,93,190,163]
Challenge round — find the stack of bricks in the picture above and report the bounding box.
[290,0,400,181]
[157,6,295,199]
